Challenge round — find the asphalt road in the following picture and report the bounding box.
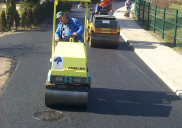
[0,2,182,128]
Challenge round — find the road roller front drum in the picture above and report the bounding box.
[45,86,88,108]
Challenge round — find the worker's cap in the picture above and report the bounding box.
[56,11,64,18]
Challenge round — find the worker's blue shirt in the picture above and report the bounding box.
[55,18,84,42]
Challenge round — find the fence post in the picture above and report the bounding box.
[138,0,141,21]
[135,0,137,15]
[153,5,157,33]
[147,2,150,30]
[142,0,145,25]
[174,10,178,47]
[135,0,139,18]
[162,7,166,39]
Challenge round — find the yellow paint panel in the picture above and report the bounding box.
[54,42,86,58]
[51,42,87,77]
[63,57,86,68]
[100,28,111,33]
[51,70,87,77]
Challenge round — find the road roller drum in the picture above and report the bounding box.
[45,84,88,107]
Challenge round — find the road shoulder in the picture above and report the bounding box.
[0,57,17,94]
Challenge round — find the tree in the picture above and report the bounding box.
[0,10,7,32]
[20,0,39,9]
[11,0,16,19]
[6,6,13,30]
[14,10,20,28]
[21,8,27,30]
[26,8,33,29]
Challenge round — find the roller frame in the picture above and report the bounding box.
[87,12,120,49]
[45,0,91,108]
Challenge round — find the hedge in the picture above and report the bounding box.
[0,1,72,31]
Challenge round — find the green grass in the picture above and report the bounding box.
[132,9,182,55]
[133,2,182,55]
[169,3,182,14]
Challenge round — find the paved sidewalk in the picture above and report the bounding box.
[114,3,182,98]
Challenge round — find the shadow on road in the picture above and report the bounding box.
[50,88,180,117]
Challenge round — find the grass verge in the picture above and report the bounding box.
[131,10,182,55]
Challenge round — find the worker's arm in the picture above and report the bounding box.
[55,23,62,42]
[107,4,112,12]
[73,19,84,36]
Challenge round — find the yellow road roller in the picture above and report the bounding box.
[87,9,120,49]
[45,0,91,108]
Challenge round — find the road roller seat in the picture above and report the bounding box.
[99,9,108,15]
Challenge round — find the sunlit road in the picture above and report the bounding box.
[0,2,182,128]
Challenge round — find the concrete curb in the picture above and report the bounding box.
[115,2,182,99]
[120,31,182,99]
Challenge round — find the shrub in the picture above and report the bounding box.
[20,0,39,9]
[32,4,39,25]
[21,8,27,30]
[14,10,20,28]
[0,10,7,32]
[26,8,33,28]
[6,6,13,30]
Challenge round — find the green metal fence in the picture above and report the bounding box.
[135,0,182,47]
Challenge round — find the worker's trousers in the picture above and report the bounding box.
[127,7,131,16]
